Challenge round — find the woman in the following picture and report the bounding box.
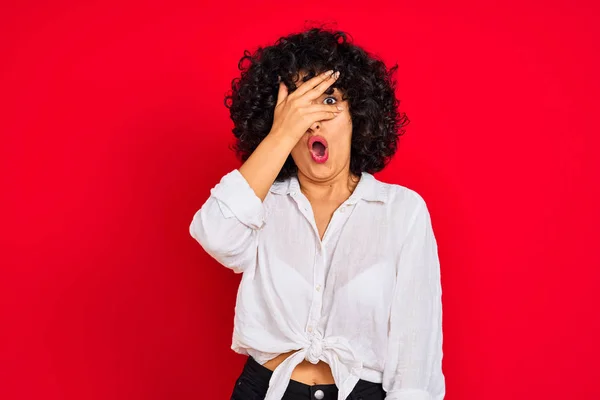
[189,27,445,400]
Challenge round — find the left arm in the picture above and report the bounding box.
[382,198,445,400]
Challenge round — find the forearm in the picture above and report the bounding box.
[238,130,298,201]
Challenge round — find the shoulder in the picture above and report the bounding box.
[369,174,433,236]
[371,176,436,246]
[371,174,428,215]
[269,178,290,195]
[263,177,293,209]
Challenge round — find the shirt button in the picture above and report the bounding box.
[314,389,325,399]
[339,206,346,213]
[316,284,321,292]
[307,326,313,333]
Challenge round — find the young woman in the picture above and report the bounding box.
[190,27,445,400]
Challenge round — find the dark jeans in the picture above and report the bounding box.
[231,356,386,400]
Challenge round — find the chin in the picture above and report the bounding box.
[297,161,336,180]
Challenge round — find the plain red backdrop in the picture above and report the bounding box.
[1,1,599,399]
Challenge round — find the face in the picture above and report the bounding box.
[289,70,353,181]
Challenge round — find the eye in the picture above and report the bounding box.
[323,96,337,105]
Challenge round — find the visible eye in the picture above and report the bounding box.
[323,96,337,105]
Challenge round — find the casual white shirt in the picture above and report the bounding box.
[189,169,445,400]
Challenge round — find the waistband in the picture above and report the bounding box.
[241,355,383,398]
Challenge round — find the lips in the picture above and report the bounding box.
[308,135,329,164]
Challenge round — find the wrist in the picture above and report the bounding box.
[266,130,300,149]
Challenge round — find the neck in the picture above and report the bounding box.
[297,168,361,203]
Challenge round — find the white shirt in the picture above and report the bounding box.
[189,169,445,400]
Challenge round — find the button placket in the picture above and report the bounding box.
[293,192,322,246]
[306,241,326,335]
[306,203,356,335]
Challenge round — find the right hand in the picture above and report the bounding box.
[269,70,343,144]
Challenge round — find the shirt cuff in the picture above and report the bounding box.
[209,169,265,230]
[385,389,434,400]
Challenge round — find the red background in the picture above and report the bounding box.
[2,1,599,399]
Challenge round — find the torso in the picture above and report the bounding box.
[262,196,344,384]
[262,174,361,384]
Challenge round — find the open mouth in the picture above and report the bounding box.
[308,136,329,163]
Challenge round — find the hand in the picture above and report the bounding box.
[268,70,343,144]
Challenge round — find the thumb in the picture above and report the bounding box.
[276,78,288,107]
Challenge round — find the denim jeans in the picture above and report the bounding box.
[230,356,386,400]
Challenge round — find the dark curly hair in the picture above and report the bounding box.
[224,25,410,181]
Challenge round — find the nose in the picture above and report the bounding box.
[307,99,322,132]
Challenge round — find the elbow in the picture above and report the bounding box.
[189,212,204,246]
[188,207,257,273]
[188,208,227,255]
[189,207,206,245]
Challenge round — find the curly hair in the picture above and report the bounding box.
[224,26,410,181]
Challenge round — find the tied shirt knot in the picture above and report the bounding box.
[306,333,324,364]
[263,333,364,400]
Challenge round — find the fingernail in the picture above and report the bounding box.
[333,71,340,79]
[336,106,344,111]
[326,70,334,76]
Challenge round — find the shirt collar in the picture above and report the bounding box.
[269,171,389,204]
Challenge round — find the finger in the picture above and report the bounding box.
[305,104,344,114]
[305,71,339,101]
[306,110,340,122]
[292,70,335,98]
[276,80,288,107]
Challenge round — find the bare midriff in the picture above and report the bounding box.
[262,350,335,385]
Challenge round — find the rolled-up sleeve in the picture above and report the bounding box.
[189,169,265,273]
[382,198,445,400]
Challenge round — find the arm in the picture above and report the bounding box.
[382,198,445,400]
[238,69,342,201]
[238,132,298,202]
[189,134,296,274]
[189,70,342,273]
[189,168,266,274]
[189,121,299,274]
